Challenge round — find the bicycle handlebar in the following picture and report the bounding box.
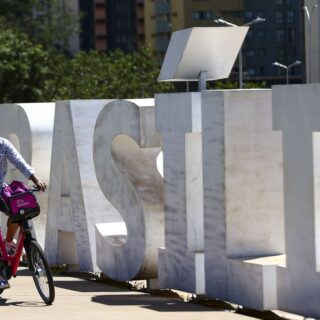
[29,186,41,192]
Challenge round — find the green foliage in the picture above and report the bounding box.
[211,80,268,90]
[52,47,174,100]
[243,81,267,89]
[0,28,173,103]
[0,28,52,103]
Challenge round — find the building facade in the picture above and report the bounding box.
[144,0,245,55]
[244,0,304,85]
[80,0,144,52]
[144,0,305,85]
[76,0,307,85]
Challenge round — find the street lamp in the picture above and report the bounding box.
[302,3,318,83]
[272,60,302,84]
[214,17,266,89]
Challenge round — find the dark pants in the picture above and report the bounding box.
[0,197,8,214]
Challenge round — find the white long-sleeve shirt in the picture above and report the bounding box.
[0,137,34,188]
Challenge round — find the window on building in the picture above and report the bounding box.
[192,11,213,20]
[287,11,294,23]
[258,48,266,57]
[275,0,283,4]
[288,28,295,42]
[248,68,255,76]
[157,13,169,21]
[193,11,200,20]
[203,11,213,19]
[257,29,265,38]
[277,47,285,60]
[288,47,297,60]
[245,11,253,19]
[257,11,265,18]
[247,48,255,57]
[276,11,283,23]
[277,29,284,42]
[260,67,266,75]
[247,30,254,38]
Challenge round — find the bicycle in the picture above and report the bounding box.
[0,187,55,305]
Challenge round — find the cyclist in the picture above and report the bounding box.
[0,137,46,290]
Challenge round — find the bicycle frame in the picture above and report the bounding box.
[0,221,29,277]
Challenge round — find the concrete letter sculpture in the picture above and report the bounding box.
[0,103,54,246]
[93,99,164,281]
[202,90,284,310]
[45,100,116,271]
[155,92,205,293]
[273,84,320,318]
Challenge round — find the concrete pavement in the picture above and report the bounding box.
[0,268,306,320]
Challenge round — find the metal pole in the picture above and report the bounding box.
[286,68,289,84]
[239,49,243,89]
[308,14,311,83]
[198,70,207,91]
[303,6,311,83]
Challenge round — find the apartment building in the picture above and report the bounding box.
[144,0,245,54]
[144,0,305,84]
[243,0,304,84]
[84,0,144,52]
[75,0,306,84]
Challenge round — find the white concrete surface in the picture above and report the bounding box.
[3,85,320,318]
[155,92,205,294]
[202,89,283,310]
[158,27,248,81]
[45,99,116,271]
[93,99,164,281]
[273,84,320,318]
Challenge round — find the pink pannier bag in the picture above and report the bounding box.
[0,181,40,222]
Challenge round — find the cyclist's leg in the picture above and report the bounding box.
[0,197,19,243]
[4,217,18,256]
[0,198,6,213]
[0,201,10,289]
[6,217,19,242]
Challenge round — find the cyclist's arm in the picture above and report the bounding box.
[4,138,35,178]
[4,139,46,191]
[29,174,46,191]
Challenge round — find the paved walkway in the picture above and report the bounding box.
[0,268,305,320]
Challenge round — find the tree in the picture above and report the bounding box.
[0,28,53,103]
[211,80,268,89]
[52,47,174,100]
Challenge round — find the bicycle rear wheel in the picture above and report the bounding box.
[25,240,55,305]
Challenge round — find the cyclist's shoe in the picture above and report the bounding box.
[5,240,16,256]
[0,278,9,290]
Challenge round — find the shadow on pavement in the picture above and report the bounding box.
[0,298,47,307]
[16,268,31,277]
[92,293,294,319]
[53,279,126,293]
[91,294,219,313]
[236,308,290,320]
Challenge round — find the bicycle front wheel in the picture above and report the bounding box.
[25,240,55,305]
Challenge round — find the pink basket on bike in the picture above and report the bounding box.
[0,181,40,223]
